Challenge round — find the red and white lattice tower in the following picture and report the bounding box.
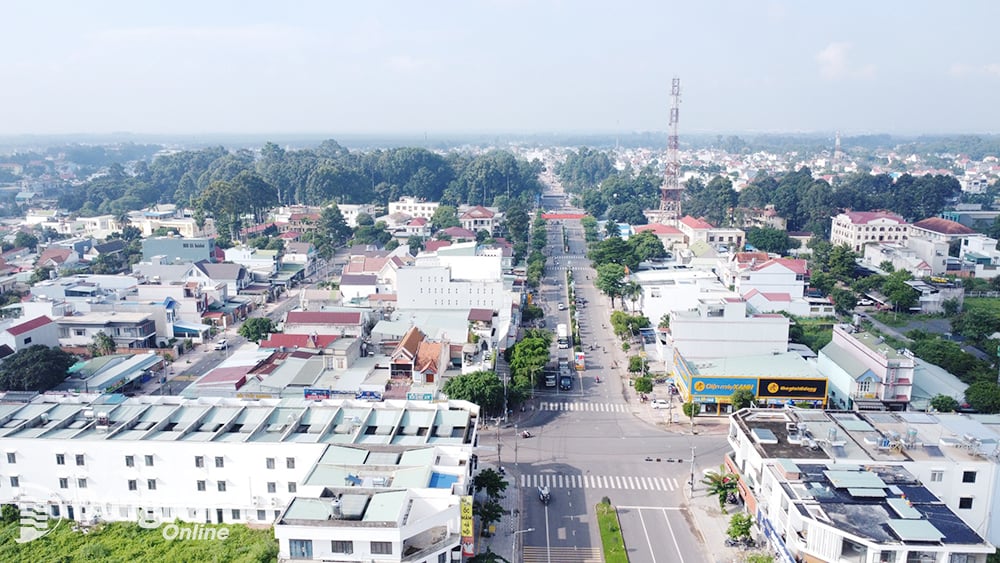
[658,77,682,224]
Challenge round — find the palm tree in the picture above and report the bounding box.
[700,466,739,513]
[623,281,642,313]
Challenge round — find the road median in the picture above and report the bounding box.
[596,499,628,563]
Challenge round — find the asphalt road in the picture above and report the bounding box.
[483,191,722,563]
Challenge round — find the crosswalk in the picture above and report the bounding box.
[523,546,602,563]
[539,401,628,413]
[520,473,682,491]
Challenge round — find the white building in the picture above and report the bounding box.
[0,395,479,563]
[727,408,1000,557]
[830,211,909,253]
[224,246,279,278]
[819,324,914,411]
[667,296,789,360]
[388,197,439,221]
[626,266,732,323]
[0,315,59,355]
[336,203,379,228]
[960,235,1000,279]
[863,243,935,278]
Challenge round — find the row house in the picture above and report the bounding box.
[830,211,909,252]
[819,324,914,411]
[283,310,371,339]
[57,311,157,349]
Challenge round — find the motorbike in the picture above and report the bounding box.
[521,430,532,438]
[538,486,551,504]
[595,375,600,383]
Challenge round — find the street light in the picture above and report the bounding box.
[512,527,535,563]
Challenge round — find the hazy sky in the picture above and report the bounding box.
[2,1,998,136]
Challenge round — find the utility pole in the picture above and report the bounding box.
[689,446,696,496]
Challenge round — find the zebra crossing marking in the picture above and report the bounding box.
[523,546,602,563]
[539,401,627,413]
[519,473,680,491]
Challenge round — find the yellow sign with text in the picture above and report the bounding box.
[460,496,473,537]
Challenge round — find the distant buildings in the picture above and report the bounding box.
[830,211,909,253]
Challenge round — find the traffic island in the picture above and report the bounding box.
[596,499,628,563]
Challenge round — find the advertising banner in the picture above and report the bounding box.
[757,378,827,399]
[575,351,585,371]
[303,388,331,400]
[690,377,758,397]
[460,495,474,556]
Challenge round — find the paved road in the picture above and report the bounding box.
[480,193,721,563]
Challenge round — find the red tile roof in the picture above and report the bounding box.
[912,217,976,235]
[752,258,808,275]
[415,341,442,374]
[6,315,53,336]
[680,216,713,230]
[424,240,452,252]
[843,211,906,225]
[285,311,362,325]
[541,213,585,220]
[259,333,339,349]
[460,206,495,219]
[441,226,477,239]
[468,308,494,322]
[633,223,684,235]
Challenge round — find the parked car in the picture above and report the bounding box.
[214,339,228,351]
[857,299,875,306]
[558,303,566,311]
[651,399,669,409]
[559,375,573,391]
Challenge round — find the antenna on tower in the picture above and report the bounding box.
[658,77,682,224]
[833,131,843,171]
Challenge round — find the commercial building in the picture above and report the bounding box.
[141,236,216,265]
[727,408,1000,558]
[830,211,909,253]
[666,296,790,360]
[819,324,914,411]
[0,395,479,563]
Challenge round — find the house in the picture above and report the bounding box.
[863,243,935,278]
[631,223,686,250]
[0,315,58,355]
[830,211,909,252]
[458,205,500,234]
[190,260,251,296]
[283,241,318,278]
[909,217,977,244]
[85,239,127,259]
[438,227,477,243]
[283,310,370,338]
[258,333,339,351]
[340,274,380,305]
[819,324,914,411]
[667,296,790,360]
[334,203,378,228]
[35,247,79,272]
[224,246,279,278]
[400,216,431,238]
[141,236,216,265]
[677,216,744,250]
[389,327,449,385]
[960,235,1000,279]
[56,311,157,349]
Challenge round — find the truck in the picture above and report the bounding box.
[556,323,569,349]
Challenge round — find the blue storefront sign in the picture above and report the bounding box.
[407,393,434,401]
[690,377,758,397]
[356,390,383,401]
[304,388,331,400]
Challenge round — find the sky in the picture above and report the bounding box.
[1,1,998,136]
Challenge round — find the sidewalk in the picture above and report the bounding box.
[474,462,524,562]
[687,485,761,563]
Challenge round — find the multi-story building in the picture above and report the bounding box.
[388,197,439,220]
[458,205,500,234]
[141,237,216,265]
[830,211,909,253]
[667,296,790,360]
[56,311,157,349]
[0,395,479,563]
[727,407,1000,557]
[677,216,746,250]
[819,324,914,411]
[960,235,1000,279]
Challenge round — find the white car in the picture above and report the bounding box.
[214,339,228,351]
[651,399,670,409]
[558,303,566,311]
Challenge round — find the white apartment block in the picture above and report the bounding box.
[389,197,440,220]
[830,211,909,253]
[0,395,479,562]
[336,203,379,228]
[819,324,914,411]
[961,235,1000,279]
[667,296,790,360]
[727,408,1000,557]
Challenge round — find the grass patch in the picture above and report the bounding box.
[0,519,278,563]
[871,311,909,327]
[596,502,628,563]
[964,297,1000,316]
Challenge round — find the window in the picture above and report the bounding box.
[59,478,69,489]
[125,455,134,467]
[147,479,157,490]
[331,540,353,554]
[76,454,85,466]
[55,454,65,465]
[145,455,154,467]
[215,456,224,468]
[370,541,392,555]
[267,482,276,493]
[265,458,275,469]
[23,337,31,345]
[9,476,18,487]
[217,481,226,492]
[128,480,137,491]
[77,478,87,489]
[962,471,977,483]
[287,482,297,493]
[959,497,974,509]
[196,480,206,492]
[286,457,295,469]
[194,456,204,468]
[5,452,15,463]
[257,510,266,521]
[930,470,943,482]
[439,553,448,563]
[231,509,240,520]
[289,539,313,558]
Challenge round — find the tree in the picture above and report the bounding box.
[634,376,653,394]
[13,231,38,251]
[681,401,698,419]
[441,370,505,415]
[30,266,54,284]
[473,468,508,500]
[730,388,755,410]
[238,317,276,343]
[701,466,739,512]
[431,205,460,230]
[882,270,919,312]
[628,356,648,375]
[658,314,670,329]
[830,288,857,314]
[746,227,796,255]
[930,394,959,413]
[965,381,1000,414]
[0,345,77,392]
[88,331,116,357]
[406,235,424,256]
[727,512,753,540]
[475,498,507,536]
[468,549,510,563]
[595,263,626,308]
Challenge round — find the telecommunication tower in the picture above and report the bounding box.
[833,131,843,171]
[658,77,682,224]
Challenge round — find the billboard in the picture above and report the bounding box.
[575,351,585,371]
[304,388,331,400]
[757,378,827,399]
[690,377,758,397]
[460,495,475,556]
[356,390,383,401]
